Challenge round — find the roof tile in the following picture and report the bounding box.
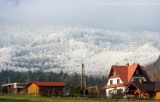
[29,82,65,87]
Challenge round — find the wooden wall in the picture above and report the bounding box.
[155,92,160,99]
[28,84,64,96]
[39,86,63,92]
[28,84,39,96]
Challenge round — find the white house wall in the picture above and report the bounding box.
[107,78,123,85]
[106,86,126,98]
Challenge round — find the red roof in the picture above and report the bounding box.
[28,82,65,87]
[105,63,150,88]
[112,66,128,84]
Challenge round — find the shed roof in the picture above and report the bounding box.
[128,81,160,92]
[27,82,65,87]
[1,83,27,87]
[131,82,155,91]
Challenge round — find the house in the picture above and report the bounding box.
[1,83,27,94]
[27,82,65,96]
[104,63,150,98]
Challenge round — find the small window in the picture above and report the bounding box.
[135,70,139,74]
[117,79,120,84]
[110,80,113,85]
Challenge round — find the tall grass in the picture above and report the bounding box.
[0,94,157,102]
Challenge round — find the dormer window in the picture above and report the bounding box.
[135,70,139,74]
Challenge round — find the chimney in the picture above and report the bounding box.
[126,63,129,66]
[139,78,143,84]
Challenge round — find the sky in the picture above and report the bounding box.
[0,0,160,31]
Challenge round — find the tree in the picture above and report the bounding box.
[69,85,75,97]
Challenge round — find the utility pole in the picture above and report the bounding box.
[81,63,86,96]
[81,63,84,88]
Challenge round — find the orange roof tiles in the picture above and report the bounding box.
[112,66,128,84]
[127,64,139,83]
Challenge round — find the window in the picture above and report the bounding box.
[117,89,123,93]
[134,78,139,82]
[110,80,113,85]
[135,70,139,74]
[109,90,112,95]
[117,79,120,84]
[17,88,22,91]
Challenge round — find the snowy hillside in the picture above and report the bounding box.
[0,25,160,75]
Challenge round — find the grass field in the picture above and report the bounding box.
[0,95,159,102]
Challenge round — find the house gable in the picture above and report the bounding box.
[140,66,150,82]
[133,65,143,75]
[28,83,39,96]
[106,65,128,85]
[109,68,118,77]
[106,66,125,87]
[130,64,150,82]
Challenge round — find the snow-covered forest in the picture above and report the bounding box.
[0,25,160,75]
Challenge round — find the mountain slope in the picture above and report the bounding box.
[0,25,160,75]
[146,56,160,81]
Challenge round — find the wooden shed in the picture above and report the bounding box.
[1,83,27,94]
[27,82,65,96]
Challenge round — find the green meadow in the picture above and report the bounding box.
[0,95,159,102]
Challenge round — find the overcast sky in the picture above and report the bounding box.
[0,0,160,31]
